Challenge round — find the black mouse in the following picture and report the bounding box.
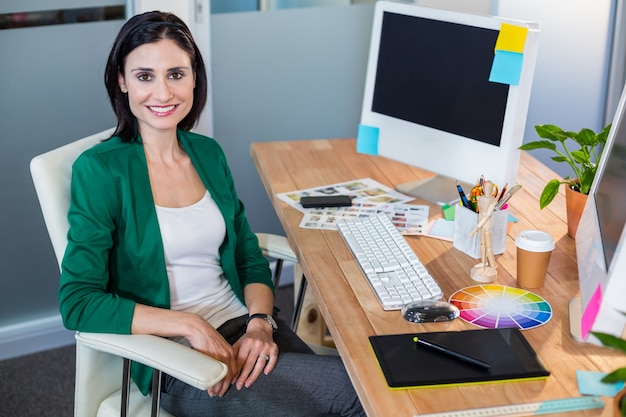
[401,300,460,323]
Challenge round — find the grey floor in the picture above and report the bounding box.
[0,284,295,417]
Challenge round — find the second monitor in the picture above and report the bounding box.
[360,1,540,205]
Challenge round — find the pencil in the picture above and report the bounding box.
[498,182,508,200]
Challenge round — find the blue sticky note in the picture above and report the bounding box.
[357,124,379,155]
[429,219,455,239]
[489,50,523,85]
[577,370,625,397]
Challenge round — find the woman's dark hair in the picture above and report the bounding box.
[104,11,208,142]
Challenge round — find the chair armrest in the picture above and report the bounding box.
[255,233,298,263]
[75,332,227,390]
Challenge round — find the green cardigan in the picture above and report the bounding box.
[59,130,272,395]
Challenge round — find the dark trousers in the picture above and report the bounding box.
[160,315,365,417]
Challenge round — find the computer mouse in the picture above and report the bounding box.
[401,300,460,323]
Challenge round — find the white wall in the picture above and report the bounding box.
[210,4,376,233]
[496,0,614,177]
[0,2,124,359]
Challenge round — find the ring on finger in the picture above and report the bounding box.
[258,354,270,361]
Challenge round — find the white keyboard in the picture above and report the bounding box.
[337,213,443,310]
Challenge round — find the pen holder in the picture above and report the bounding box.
[453,205,508,259]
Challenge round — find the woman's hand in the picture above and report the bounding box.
[131,305,238,397]
[232,319,279,390]
[183,315,239,397]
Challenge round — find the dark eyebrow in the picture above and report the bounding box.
[168,66,190,72]
[130,66,190,73]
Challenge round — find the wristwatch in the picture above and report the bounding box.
[246,313,278,333]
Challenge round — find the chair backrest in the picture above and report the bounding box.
[30,128,124,417]
[30,128,115,269]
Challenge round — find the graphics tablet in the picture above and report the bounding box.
[369,327,549,388]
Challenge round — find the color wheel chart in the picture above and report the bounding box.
[448,285,552,330]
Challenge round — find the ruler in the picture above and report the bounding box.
[415,396,604,417]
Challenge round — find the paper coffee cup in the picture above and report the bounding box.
[515,230,555,289]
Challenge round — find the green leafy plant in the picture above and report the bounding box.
[518,124,611,209]
[592,326,626,416]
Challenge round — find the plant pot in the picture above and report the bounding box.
[614,386,626,417]
[565,184,587,238]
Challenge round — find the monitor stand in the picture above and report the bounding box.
[396,175,474,206]
[568,297,585,342]
[569,296,626,343]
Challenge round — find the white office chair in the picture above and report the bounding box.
[30,128,300,417]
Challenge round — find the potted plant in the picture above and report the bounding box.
[592,328,626,416]
[518,123,611,237]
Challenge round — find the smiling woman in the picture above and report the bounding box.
[58,10,365,417]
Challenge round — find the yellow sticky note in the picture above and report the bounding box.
[495,23,528,54]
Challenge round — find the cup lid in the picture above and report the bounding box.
[515,230,555,252]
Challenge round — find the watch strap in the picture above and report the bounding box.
[246,313,277,332]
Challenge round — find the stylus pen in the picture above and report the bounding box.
[413,336,491,369]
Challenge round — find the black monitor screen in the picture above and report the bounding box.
[596,119,626,270]
[372,11,510,147]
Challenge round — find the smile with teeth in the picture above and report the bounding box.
[148,105,176,113]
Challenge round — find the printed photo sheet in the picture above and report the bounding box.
[277,178,429,234]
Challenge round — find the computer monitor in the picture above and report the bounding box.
[359,1,540,205]
[570,85,626,343]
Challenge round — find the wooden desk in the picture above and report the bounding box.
[251,139,626,417]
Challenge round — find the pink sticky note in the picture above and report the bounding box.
[581,285,603,338]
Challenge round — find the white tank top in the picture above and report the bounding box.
[155,191,248,332]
